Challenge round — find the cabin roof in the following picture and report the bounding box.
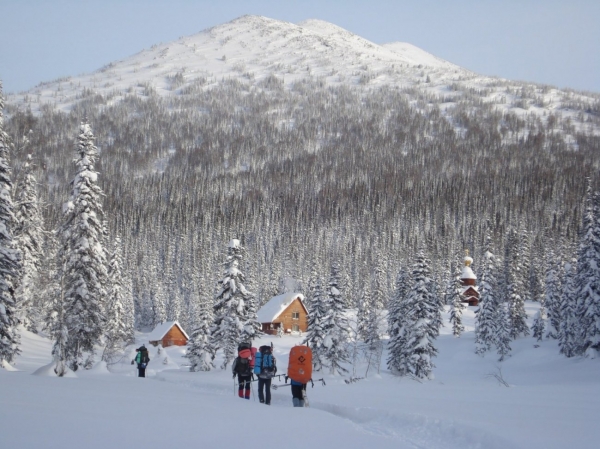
[148,321,189,341]
[257,292,306,323]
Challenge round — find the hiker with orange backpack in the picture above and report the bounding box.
[232,342,256,399]
[287,345,312,407]
[254,344,277,405]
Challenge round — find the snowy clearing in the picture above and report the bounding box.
[1,303,599,449]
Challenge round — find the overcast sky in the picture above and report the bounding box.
[1,0,599,94]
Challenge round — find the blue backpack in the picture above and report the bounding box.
[254,345,275,378]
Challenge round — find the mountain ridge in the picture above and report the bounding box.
[5,14,599,142]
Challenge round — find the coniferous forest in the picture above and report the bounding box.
[2,64,600,372]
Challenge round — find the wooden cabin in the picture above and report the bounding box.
[461,252,480,306]
[148,321,189,347]
[257,292,309,335]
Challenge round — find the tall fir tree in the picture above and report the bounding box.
[475,235,500,355]
[399,250,439,380]
[504,228,529,339]
[303,272,328,371]
[186,298,215,372]
[103,236,129,363]
[209,239,260,369]
[13,153,44,332]
[496,303,512,361]
[386,267,411,374]
[321,262,350,375]
[559,260,579,357]
[447,264,466,337]
[356,284,371,341]
[58,122,108,370]
[0,82,21,367]
[575,188,600,357]
[544,249,563,339]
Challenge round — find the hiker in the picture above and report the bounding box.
[287,345,312,407]
[254,344,277,405]
[132,345,150,377]
[290,377,307,407]
[232,342,254,399]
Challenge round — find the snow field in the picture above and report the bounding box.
[2,303,599,449]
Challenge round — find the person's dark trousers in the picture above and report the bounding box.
[258,377,272,404]
[138,365,146,377]
[237,374,252,399]
[291,384,305,407]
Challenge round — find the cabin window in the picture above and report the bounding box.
[269,323,274,330]
[292,311,300,320]
[292,324,299,332]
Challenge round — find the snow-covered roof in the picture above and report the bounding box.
[257,292,306,323]
[148,321,189,342]
[461,285,479,295]
[461,265,477,280]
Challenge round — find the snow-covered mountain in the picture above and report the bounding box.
[7,14,598,131]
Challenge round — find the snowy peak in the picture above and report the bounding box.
[8,12,597,130]
[8,14,470,114]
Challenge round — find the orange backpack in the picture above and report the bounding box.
[287,345,312,384]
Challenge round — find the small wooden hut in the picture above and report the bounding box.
[257,293,308,335]
[148,321,189,347]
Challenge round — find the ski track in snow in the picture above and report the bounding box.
[151,369,518,449]
[309,402,519,449]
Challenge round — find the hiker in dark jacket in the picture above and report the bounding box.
[132,345,150,377]
[232,349,253,399]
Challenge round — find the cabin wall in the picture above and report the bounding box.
[274,298,308,333]
[161,326,188,347]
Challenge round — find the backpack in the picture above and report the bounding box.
[234,348,252,375]
[139,347,150,364]
[254,345,276,378]
[287,345,312,384]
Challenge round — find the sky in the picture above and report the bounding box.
[1,0,599,95]
[3,304,600,449]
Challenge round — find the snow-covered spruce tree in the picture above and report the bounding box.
[504,227,529,339]
[13,154,45,332]
[544,249,563,339]
[356,284,371,341]
[102,236,129,363]
[372,247,388,310]
[447,264,466,337]
[209,239,261,369]
[575,188,600,357]
[496,302,512,361]
[51,292,69,377]
[152,283,167,326]
[531,301,546,342]
[0,82,21,367]
[58,122,108,370]
[559,260,579,357]
[386,266,412,374]
[399,250,439,380]
[364,300,382,351]
[303,273,327,371]
[321,262,350,375]
[475,235,500,356]
[186,299,215,372]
